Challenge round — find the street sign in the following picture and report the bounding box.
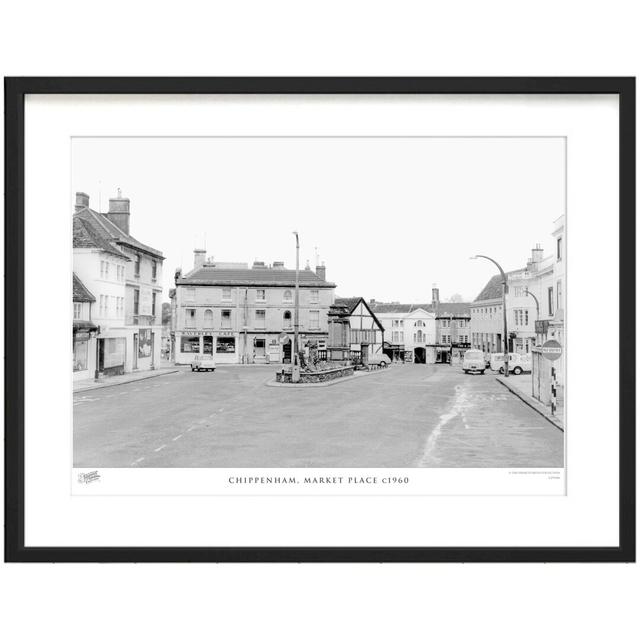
[541,339,562,361]
[279,332,290,344]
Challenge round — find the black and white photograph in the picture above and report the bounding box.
[6,77,632,564]
[72,136,566,473]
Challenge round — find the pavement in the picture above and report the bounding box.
[73,361,178,393]
[73,363,564,469]
[494,373,565,431]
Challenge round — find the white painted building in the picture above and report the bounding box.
[72,273,97,381]
[376,308,437,364]
[73,191,164,376]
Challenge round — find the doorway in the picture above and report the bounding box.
[282,341,292,363]
[414,347,426,364]
[133,334,138,369]
[255,338,266,359]
[97,338,105,372]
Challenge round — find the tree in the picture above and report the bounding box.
[447,293,464,303]
[161,302,172,326]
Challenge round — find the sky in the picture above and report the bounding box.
[72,137,565,304]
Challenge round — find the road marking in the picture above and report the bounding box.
[118,391,128,395]
[187,425,196,431]
[418,386,469,466]
[134,457,145,464]
[172,434,183,441]
[154,444,167,452]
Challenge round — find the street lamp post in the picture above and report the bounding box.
[525,287,540,398]
[293,231,300,380]
[471,254,510,377]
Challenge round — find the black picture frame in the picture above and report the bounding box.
[4,77,635,563]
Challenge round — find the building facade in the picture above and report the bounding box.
[470,245,555,356]
[73,191,164,376]
[172,254,335,364]
[72,273,97,380]
[376,307,437,364]
[371,288,470,364]
[331,297,385,362]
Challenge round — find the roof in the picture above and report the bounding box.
[73,273,96,302]
[473,274,504,302]
[73,216,129,259]
[369,301,471,317]
[73,207,164,259]
[177,265,335,288]
[473,269,527,303]
[334,297,385,332]
[334,297,361,313]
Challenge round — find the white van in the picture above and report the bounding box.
[490,352,531,375]
[462,349,486,374]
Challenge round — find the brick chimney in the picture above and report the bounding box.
[193,249,206,270]
[316,262,326,281]
[527,243,544,272]
[75,192,90,212]
[105,189,130,235]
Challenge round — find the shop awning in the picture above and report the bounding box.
[73,320,98,333]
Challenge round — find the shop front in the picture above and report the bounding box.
[73,321,97,381]
[175,330,238,365]
[98,335,126,376]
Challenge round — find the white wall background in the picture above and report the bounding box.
[1,2,638,640]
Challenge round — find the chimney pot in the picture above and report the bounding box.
[75,192,90,212]
[104,191,131,234]
[193,249,206,270]
[315,264,326,280]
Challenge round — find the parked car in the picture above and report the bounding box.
[462,349,486,374]
[366,353,391,369]
[491,352,531,375]
[191,355,216,372]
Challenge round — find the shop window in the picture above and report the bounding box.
[181,336,200,353]
[73,339,88,371]
[221,309,232,328]
[203,335,213,355]
[216,337,235,353]
[204,309,214,328]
